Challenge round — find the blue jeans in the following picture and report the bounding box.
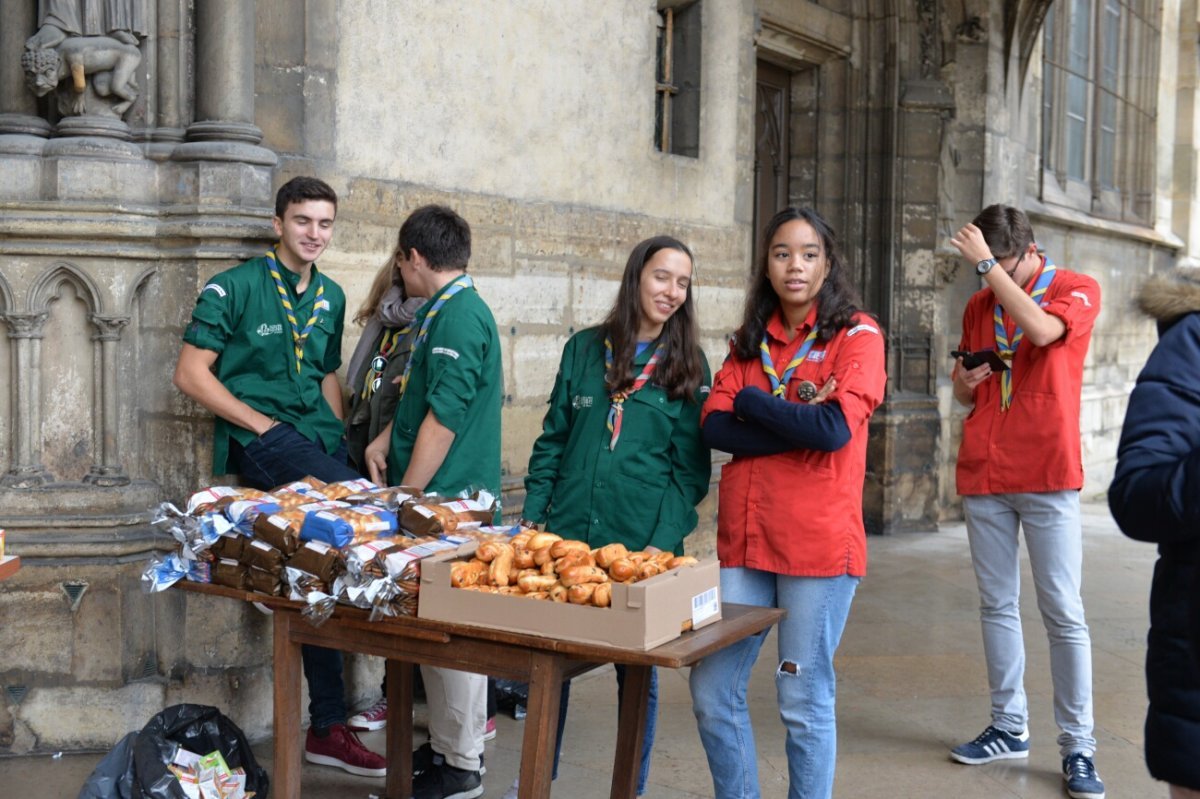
[232,422,360,491]
[689,568,859,799]
[553,666,657,793]
[963,491,1096,756]
[232,422,360,730]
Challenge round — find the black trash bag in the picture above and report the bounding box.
[131,703,269,798]
[493,678,529,720]
[77,731,140,799]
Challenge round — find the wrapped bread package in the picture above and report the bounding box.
[252,510,305,554]
[319,478,378,501]
[211,558,248,590]
[209,532,249,562]
[220,498,280,533]
[342,485,423,511]
[401,497,494,537]
[240,539,285,575]
[246,566,283,596]
[186,486,266,516]
[288,540,345,585]
[272,476,326,493]
[300,506,398,548]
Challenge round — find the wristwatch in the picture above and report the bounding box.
[975,257,998,276]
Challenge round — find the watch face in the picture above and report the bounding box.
[976,258,996,275]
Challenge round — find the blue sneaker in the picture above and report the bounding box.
[1063,753,1105,799]
[950,725,1030,764]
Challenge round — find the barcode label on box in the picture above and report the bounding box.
[691,586,719,626]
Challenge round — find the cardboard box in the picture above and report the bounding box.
[418,542,722,651]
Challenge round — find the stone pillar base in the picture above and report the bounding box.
[864,395,942,534]
[171,140,277,165]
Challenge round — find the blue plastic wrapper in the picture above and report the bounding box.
[140,552,209,594]
[299,506,399,548]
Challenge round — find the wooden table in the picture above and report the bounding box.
[0,556,20,581]
[177,581,782,799]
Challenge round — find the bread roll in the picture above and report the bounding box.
[559,565,608,587]
[668,555,699,570]
[608,557,637,582]
[567,583,597,605]
[450,560,488,588]
[517,573,558,593]
[591,582,612,608]
[526,532,563,550]
[553,550,594,573]
[549,539,590,559]
[489,544,515,587]
[593,542,630,569]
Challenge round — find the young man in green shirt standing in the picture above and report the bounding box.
[364,205,501,799]
[173,176,387,778]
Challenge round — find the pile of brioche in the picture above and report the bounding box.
[449,530,698,607]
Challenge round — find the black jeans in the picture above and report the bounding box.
[232,422,361,730]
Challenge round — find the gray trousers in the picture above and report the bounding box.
[421,666,487,771]
[963,490,1096,756]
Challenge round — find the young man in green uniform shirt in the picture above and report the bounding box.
[364,205,500,799]
[173,176,386,778]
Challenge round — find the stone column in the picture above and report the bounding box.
[85,315,131,486]
[174,0,275,164]
[1,312,51,487]
[0,0,51,153]
[148,0,187,158]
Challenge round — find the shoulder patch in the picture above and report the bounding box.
[846,323,879,337]
[202,283,226,298]
[431,346,460,360]
[1069,290,1092,308]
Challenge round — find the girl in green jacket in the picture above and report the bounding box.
[516,235,712,796]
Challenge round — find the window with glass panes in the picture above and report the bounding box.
[1041,0,1159,223]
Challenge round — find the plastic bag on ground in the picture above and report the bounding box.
[77,731,139,799]
[131,704,269,798]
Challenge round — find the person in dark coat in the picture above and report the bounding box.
[1109,267,1200,798]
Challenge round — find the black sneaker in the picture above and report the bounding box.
[411,761,483,799]
[413,742,485,777]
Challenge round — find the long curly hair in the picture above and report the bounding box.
[731,207,864,360]
[602,236,705,402]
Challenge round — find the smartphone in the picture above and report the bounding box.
[951,349,1010,372]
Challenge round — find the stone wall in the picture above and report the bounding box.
[1,0,1198,755]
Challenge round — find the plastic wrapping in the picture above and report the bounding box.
[77,731,139,799]
[141,553,209,594]
[76,705,266,799]
[131,704,268,799]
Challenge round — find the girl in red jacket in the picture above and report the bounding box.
[689,207,886,799]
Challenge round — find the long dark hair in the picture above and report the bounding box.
[601,236,705,402]
[732,207,864,360]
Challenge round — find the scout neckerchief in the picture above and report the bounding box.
[266,249,326,374]
[360,326,409,400]
[760,325,819,397]
[993,255,1056,411]
[397,274,473,399]
[604,335,664,450]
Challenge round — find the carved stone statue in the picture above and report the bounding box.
[28,0,147,49]
[21,35,141,117]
